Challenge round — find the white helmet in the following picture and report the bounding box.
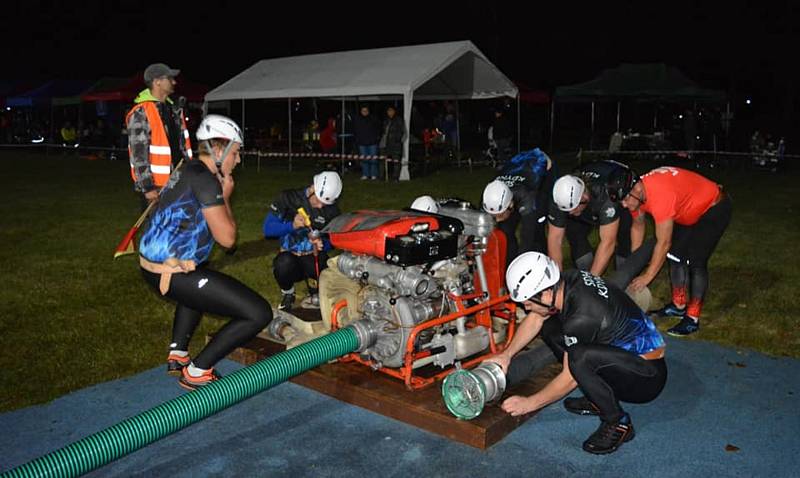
[313,171,342,205]
[196,114,243,145]
[410,195,439,213]
[505,252,560,302]
[553,175,585,212]
[482,180,513,214]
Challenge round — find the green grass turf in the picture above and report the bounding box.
[0,151,797,411]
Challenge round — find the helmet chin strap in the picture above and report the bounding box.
[531,280,562,315]
[546,280,562,314]
[212,140,236,178]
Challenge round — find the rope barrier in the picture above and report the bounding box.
[580,149,798,159]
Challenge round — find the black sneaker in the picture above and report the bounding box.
[582,414,635,455]
[166,352,191,376]
[564,396,600,416]
[278,293,295,312]
[667,316,700,337]
[648,302,686,320]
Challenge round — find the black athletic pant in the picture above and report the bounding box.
[568,344,667,423]
[668,195,733,317]
[273,250,330,291]
[519,173,555,255]
[497,213,520,267]
[142,266,272,370]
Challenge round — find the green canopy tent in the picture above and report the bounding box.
[553,63,727,149]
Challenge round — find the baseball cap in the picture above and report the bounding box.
[144,63,180,83]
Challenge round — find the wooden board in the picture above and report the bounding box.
[215,319,559,449]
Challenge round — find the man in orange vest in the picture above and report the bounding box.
[126,63,193,206]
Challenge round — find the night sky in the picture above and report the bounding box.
[5,0,799,130]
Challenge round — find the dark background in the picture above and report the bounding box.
[4,0,798,147]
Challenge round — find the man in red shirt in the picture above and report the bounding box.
[617,166,732,336]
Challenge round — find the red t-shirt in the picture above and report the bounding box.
[633,167,720,225]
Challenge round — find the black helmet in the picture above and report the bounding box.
[606,166,639,202]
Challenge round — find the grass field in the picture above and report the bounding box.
[0,150,798,412]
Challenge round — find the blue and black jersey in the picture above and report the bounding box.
[495,148,553,216]
[557,269,664,356]
[262,188,340,254]
[139,161,224,264]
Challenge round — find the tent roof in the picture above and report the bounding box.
[54,77,126,105]
[81,74,209,103]
[6,80,92,107]
[555,63,726,102]
[205,41,518,102]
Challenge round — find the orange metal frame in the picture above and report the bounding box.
[331,294,517,390]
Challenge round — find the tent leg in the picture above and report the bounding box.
[288,98,292,172]
[241,99,246,169]
[399,92,411,181]
[590,101,595,150]
[341,97,345,176]
[516,94,521,153]
[616,101,621,132]
[455,100,461,167]
[549,100,555,152]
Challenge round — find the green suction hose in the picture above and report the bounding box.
[2,327,359,478]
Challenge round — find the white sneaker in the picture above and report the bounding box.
[360,175,368,180]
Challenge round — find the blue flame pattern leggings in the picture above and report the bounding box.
[142,265,273,369]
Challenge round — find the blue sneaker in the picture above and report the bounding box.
[649,302,686,320]
[667,316,700,337]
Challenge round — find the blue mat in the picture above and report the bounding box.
[2,337,798,477]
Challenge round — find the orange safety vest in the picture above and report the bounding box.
[125,101,193,187]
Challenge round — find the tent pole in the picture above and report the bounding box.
[653,105,658,130]
[49,103,54,156]
[616,101,621,131]
[590,101,595,150]
[516,94,521,153]
[241,99,245,169]
[455,100,461,167]
[399,92,411,181]
[549,99,555,151]
[288,98,292,172]
[341,97,345,175]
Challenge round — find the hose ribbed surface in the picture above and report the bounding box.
[2,328,359,478]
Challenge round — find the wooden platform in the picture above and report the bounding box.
[216,310,559,449]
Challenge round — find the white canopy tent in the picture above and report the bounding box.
[205,40,518,179]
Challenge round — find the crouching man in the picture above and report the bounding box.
[486,252,667,454]
[263,171,342,312]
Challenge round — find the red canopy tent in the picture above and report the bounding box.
[81,73,209,103]
[516,82,551,105]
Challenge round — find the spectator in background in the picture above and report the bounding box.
[60,121,78,145]
[442,106,458,148]
[303,120,320,152]
[353,105,382,180]
[125,62,192,208]
[380,105,406,180]
[492,108,513,166]
[319,118,337,153]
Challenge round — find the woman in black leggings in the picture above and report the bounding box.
[138,115,272,390]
